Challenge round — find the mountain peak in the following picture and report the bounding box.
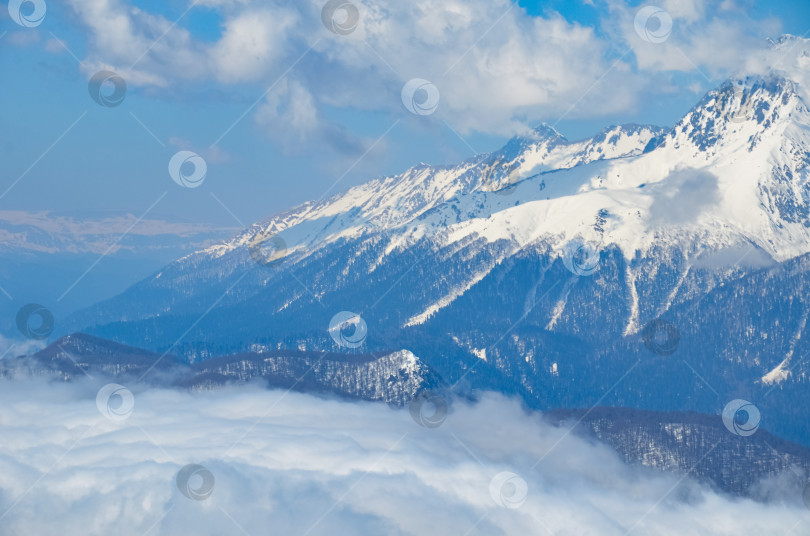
[655,72,805,158]
[740,35,810,104]
[529,123,567,141]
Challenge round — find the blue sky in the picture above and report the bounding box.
[0,0,808,227]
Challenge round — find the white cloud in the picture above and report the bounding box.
[608,0,779,77]
[649,168,720,225]
[661,0,705,22]
[0,335,45,360]
[210,8,298,83]
[61,0,782,143]
[0,380,805,535]
[252,79,368,156]
[255,79,320,146]
[62,0,209,86]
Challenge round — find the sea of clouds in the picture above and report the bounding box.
[0,379,806,535]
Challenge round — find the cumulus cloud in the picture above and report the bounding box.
[210,7,298,83]
[62,0,209,86]
[254,79,367,155]
[0,380,805,535]
[605,0,779,77]
[57,0,781,147]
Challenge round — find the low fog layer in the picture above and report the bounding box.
[0,380,804,535]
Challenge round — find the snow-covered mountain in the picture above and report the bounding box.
[550,406,810,498]
[63,36,810,446]
[11,333,439,405]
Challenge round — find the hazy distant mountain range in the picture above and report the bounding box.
[0,211,236,334]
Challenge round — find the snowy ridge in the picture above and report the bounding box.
[190,123,664,269]
[18,334,438,406]
[191,36,810,286]
[412,71,810,265]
